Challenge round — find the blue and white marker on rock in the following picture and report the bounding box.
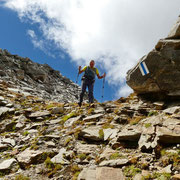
[139,61,149,76]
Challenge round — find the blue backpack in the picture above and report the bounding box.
[83,66,96,81]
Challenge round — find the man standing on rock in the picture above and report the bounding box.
[78,60,106,107]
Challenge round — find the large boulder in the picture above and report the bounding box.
[126,16,180,97]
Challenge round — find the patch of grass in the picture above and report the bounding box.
[148,111,158,117]
[142,172,171,180]
[14,174,30,180]
[64,137,72,146]
[21,145,29,151]
[23,131,29,136]
[109,152,122,160]
[87,108,95,115]
[62,111,78,122]
[160,149,180,167]
[129,116,145,125]
[71,164,81,180]
[123,165,141,178]
[77,153,87,161]
[145,123,152,128]
[102,123,115,129]
[45,157,55,169]
[98,129,104,140]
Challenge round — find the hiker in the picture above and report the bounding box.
[78,60,106,107]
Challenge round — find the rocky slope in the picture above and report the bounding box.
[126,16,180,98]
[0,79,179,180]
[0,48,84,103]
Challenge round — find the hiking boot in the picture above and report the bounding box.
[78,102,82,107]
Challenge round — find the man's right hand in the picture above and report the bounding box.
[79,66,81,72]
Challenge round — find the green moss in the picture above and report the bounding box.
[160,149,180,167]
[102,123,115,129]
[129,116,144,125]
[78,153,87,161]
[23,131,29,136]
[73,171,80,180]
[45,157,55,169]
[142,172,171,180]
[62,112,77,122]
[87,108,95,115]
[109,152,122,160]
[123,165,141,178]
[144,123,152,128]
[71,164,81,180]
[148,111,158,117]
[64,137,72,146]
[98,129,104,139]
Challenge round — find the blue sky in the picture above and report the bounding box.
[0,0,179,102]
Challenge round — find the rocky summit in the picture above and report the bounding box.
[0,49,85,103]
[126,16,180,98]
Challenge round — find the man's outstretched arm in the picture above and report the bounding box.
[97,73,106,79]
[79,66,86,74]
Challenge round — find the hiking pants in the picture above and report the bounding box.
[79,78,95,104]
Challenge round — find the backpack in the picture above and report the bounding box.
[83,66,96,81]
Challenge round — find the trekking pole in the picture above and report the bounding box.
[76,72,79,84]
[76,71,80,100]
[101,76,105,102]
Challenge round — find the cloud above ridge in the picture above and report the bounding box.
[2,0,180,97]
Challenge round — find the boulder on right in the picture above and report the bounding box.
[126,16,180,98]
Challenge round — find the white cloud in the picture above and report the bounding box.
[2,0,180,97]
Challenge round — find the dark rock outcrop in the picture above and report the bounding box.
[126,16,180,98]
[0,49,85,102]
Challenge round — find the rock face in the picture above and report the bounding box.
[0,48,86,103]
[126,16,180,97]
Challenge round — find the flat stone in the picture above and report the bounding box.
[76,143,99,154]
[0,107,10,116]
[45,141,56,148]
[51,107,64,114]
[99,148,116,160]
[163,106,180,114]
[44,135,60,140]
[64,116,82,127]
[153,102,165,110]
[159,164,172,174]
[103,128,119,141]
[16,149,43,165]
[78,167,96,180]
[138,134,159,151]
[157,126,180,144]
[96,167,125,180]
[117,129,141,142]
[47,119,61,125]
[0,96,5,101]
[99,159,129,167]
[29,110,50,118]
[167,17,180,38]
[1,138,16,147]
[51,148,70,165]
[83,114,104,122]
[79,126,102,141]
[172,174,180,180]
[0,143,8,151]
[0,159,17,171]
